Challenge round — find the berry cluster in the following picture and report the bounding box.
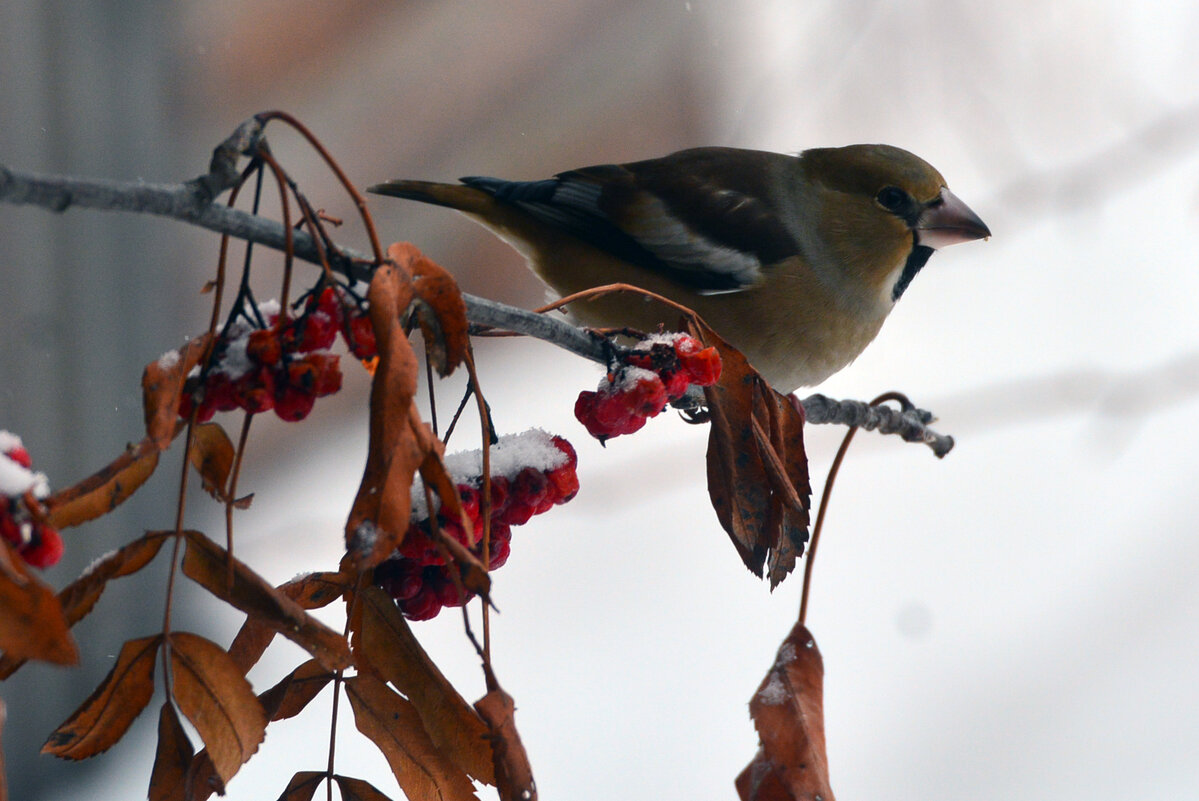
[178,284,378,423]
[0,432,62,569]
[574,333,721,441]
[373,430,579,620]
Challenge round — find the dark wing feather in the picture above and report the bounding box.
[461,148,803,293]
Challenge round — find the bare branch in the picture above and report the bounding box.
[800,394,954,457]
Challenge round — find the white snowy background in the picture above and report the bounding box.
[5,2,1197,800]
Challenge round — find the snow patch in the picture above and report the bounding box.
[756,671,787,705]
[411,428,569,520]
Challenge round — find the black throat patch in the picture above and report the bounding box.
[892,244,934,302]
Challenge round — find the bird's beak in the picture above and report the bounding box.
[915,188,991,249]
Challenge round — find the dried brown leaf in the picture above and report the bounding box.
[334,775,396,801]
[62,530,170,625]
[696,321,810,588]
[389,242,469,376]
[148,702,194,801]
[169,631,266,785]
[257,659,334,722]
[183,750,223,801]
[43,437,161,529]
[144,333,213,449]
[188,423,235,503]
[353,586,494,784]
[345,261,429,570]
[275,771,325,801]
[737,622,834,801]
[181,531,351,671]
[474,687,536,801]
[0,542,78,667]
[226,570,351,675]
[42,635,160,759]
[344,673,478,801]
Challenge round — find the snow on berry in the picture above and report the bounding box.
[1,433,49,499]
[377,429,579,620]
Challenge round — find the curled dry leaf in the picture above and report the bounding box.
[42,635,160,759]
[226,570,351,675]
[276,771,326,801]
[344,673,479,801]
[168,631,266,786]
[334,775,397,801]
[43,436,161,530]
[257,658,334,722]
[181,531,351,671]
[388,241,469,376]
[143,332,214,449]
[736,622,834,801]
[352,586,494,785]
[345,261,430,570]
[148,702,195,801]
[693,320,811,589]
[474,686,536,801]
[187,423,235,504]
[0,541,77,667]
[0,532,168,679]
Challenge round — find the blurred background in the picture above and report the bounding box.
[2,1,1198,799]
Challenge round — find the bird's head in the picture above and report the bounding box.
[798,144,990,306]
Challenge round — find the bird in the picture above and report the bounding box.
[369,145,990,392]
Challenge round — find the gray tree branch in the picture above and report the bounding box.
[0,141,952,455]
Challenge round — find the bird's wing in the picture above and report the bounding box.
[461,147,802,293]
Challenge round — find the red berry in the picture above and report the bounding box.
[235,366,277,414]
[483,522,513,570]
[398,580,442,620]
[455,484,481,528]
[661,368,691,400]
[345,314,378,360]
[680,346,721,386]
[206,373,241,413]
[274,385,316,422]
[501,498,536,527]
[487,536,511,570]
[316,286,343,322]
[621,371,667,417]
[574,391,611,439]
[193,396,217,423]
[4,446,32,469]
[399,524,444,566]
[514,467,548,508]
[246,329,282,366]
[672,335,701,357]
[592,389,637,431]
[303,352,342,397]
[546,464,579,504]
[430,570,472,608]
[374,558,424,601]
[439,517,474,549]
[550,436,577,470]
[487,475,510,519]
[292,309,338,353]
[21,525,63,568]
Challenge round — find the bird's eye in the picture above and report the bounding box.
[875,186,908,212]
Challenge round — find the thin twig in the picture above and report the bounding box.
[799,392,914,623]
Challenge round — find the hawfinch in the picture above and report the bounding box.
[369,145,989,392]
